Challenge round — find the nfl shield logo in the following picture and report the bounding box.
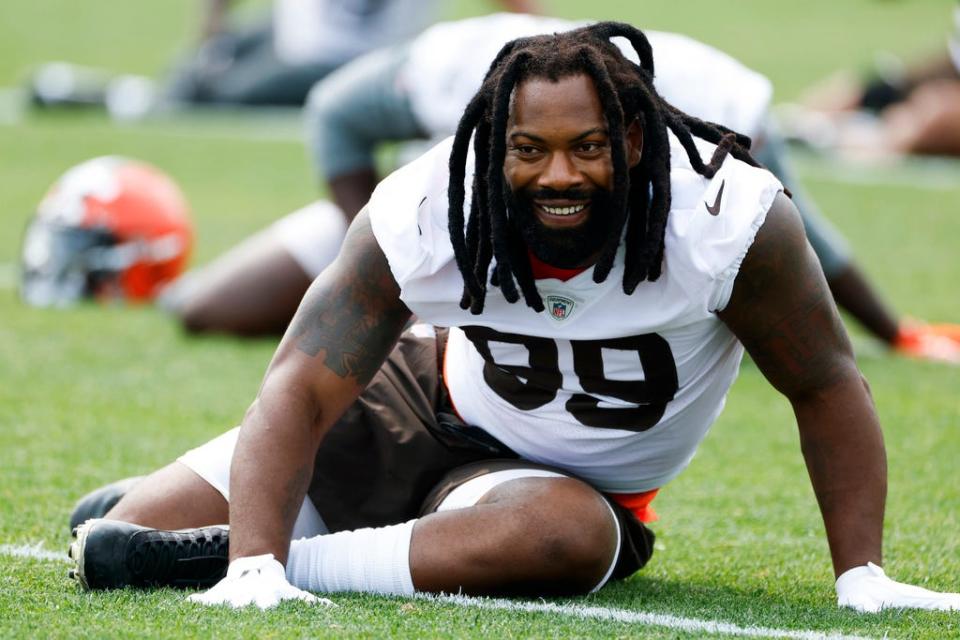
[545,295,576,322]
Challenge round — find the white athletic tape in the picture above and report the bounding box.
[0,541,877,639]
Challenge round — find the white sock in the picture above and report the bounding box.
[286,519,416,595]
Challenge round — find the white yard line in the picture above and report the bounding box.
[1,542,876,639]
[419,593,875,640]
[1,542,69,563]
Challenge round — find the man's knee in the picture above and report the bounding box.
[487,477,619,594]
[172,295,211,333]
[104,462,228,529]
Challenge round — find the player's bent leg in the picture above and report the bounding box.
[68,427,328,591]
[69,475,145,531]
[67,462,231,591]
[73,426,327,536]
[105,461,229,529]
[886,81,960,156]
[285,463,653,598]
[412,475,621,596]
[161,227,313,336]
[159,201,344,336]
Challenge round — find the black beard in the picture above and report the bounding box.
[507,186,615,269]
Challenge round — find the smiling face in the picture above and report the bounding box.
[504,73,642,268]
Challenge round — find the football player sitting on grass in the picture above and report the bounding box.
[68,22,960,613]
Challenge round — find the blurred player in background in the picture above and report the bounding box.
[162,13,960,363]
[29,0,541,119]
[785,2,960,158]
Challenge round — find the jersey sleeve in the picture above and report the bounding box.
[664,136,783,313]
[706,158,783,312]
[367,136,459,289]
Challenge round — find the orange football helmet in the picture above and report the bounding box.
[21,156,193,306]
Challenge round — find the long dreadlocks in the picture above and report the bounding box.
[447,21,761,314]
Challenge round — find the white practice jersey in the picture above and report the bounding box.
[403,13,773,140]
[274,0,439,66]
[368,136,783,493]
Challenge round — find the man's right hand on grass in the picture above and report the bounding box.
[836,563,960,613]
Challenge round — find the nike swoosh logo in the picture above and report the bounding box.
[705,180,725,216]
[417,197,427,235]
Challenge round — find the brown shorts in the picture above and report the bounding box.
[306,328,655,581]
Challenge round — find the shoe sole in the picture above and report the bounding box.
[68,518,97,590]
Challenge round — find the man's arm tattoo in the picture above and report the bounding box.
[288,216,409,386]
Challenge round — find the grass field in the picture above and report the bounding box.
[2,1,960,638]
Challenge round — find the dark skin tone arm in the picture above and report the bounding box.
[228,209,411,563]
[718,191,886,578]
[329,169,379,221]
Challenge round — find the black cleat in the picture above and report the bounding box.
[69,476,145,531]
[68,518,229,590]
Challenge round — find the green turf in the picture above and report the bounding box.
[2,0,960,638]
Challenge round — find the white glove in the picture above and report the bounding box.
[187,553,334,610]
[836,562,960,613]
